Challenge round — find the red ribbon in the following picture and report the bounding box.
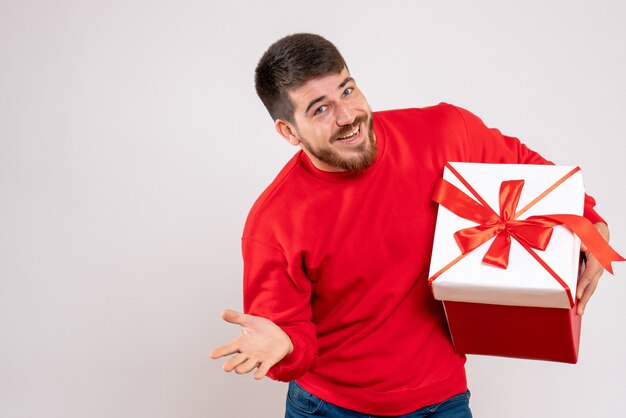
[432,167,624,274]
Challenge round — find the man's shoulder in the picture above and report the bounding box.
[242,151,308,238]
[374,102,466,139]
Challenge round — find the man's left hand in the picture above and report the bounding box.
[577,222,610,315]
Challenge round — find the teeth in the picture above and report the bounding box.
[338,126,359,140]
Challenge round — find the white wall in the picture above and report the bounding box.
[1,1,625,417]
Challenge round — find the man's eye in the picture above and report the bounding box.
[343,87,353,96]
[314,105,327,115]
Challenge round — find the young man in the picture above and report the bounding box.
[211,33,610,417]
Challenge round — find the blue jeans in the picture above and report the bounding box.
[285,381,472,418]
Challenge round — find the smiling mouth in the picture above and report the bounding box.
[336,125,361,143]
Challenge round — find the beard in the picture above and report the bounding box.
[298,115,377,173]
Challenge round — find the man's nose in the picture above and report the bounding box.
[335,103,356,126]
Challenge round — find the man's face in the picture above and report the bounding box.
[280,68,376,172]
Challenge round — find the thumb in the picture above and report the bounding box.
[221,309,246,326]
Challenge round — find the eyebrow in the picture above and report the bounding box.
[304,77,355,114]
[338,77,354,88]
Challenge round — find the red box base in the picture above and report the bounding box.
[442,300,582,363]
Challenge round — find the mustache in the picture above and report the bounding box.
[333,114,369,140]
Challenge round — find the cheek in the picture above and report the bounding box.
[299,117,337,145]
[312,123,335,142]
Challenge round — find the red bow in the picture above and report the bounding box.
[433,178,623,273]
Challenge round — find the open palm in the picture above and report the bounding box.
[210,310,293,380]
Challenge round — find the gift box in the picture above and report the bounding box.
[428,162,622,363]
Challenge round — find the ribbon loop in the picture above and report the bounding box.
[433,178,497,224]
[499,180,524,221]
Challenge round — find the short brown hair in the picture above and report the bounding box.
[255,33,347,123]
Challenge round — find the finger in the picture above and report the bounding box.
[221,309,246,326]
[235,357,261,375]
[577,273,601,315]
[254,360,273,380]
[577,274,590,301]
[576,256,602,299]
[223,352,249,372]
[210,341,239,359]
[577,268,603,315]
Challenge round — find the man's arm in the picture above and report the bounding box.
[210,237,318,381]
[242,237,318,380]
[451,104,606,223]
[452,104,611,314]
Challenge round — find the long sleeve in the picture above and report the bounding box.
[451,104,606,225]
[242,237,317,381]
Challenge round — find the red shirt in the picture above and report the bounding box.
[242,103,604,415]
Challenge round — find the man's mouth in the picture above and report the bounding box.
[335,125,361,144]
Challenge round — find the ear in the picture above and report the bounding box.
[275,119,301,146]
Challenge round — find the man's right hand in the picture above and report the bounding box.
[210,309,293,380]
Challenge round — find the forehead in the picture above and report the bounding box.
[288,67,351,110]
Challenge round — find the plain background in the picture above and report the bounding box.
[1,1,625,417]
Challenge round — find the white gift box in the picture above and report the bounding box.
[428,162,584,309]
